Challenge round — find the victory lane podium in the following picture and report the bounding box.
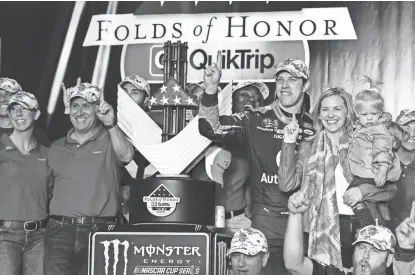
[88,177,234,275]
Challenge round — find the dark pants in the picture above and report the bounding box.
[348,177,391,227]
[44,218,112,275]
[339,215,360,268]
[251,204,289,275]
[0,228,45,275]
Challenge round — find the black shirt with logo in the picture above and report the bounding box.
[199,96,315,211]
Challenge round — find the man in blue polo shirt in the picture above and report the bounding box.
[44,83,134,275]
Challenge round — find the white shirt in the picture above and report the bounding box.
[335,164,354,215]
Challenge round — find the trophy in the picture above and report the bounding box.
[88,41,234,275]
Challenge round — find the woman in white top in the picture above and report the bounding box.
[279,87,397,270]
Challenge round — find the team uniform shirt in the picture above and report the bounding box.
[48,125,123,217]
[199,93,315,212]
[0,126,51,147]
[0,133,49,221]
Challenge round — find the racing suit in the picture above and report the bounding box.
[199,93,315,274]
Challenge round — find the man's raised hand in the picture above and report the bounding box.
[288,190,311,214]
[62,77,81,114]
[204,51,222,95]
[283,113,300,143]
[396,217,415,250]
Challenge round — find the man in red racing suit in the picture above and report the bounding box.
[198,52,315,275]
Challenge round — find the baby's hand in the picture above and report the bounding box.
[374,165,388,187]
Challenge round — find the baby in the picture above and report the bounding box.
[347,89,410,228]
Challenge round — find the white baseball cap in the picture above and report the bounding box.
[205,146,231,185]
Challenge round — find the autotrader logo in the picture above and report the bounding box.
[100,239,130,275]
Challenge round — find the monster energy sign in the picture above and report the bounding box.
[89,232,209,275]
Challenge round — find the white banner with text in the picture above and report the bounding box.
[83,7,357,46]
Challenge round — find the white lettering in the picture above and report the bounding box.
[260,173,279,184]
[133,244,201,257]
[256,126,274,132]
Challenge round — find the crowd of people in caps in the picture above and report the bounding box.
[0,51,414,275]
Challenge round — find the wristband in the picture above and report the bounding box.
[284,136,297,143]
[104,120,117,130]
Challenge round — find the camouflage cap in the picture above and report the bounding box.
[120,75,151,97]
[69,83,101,103]
[205,145,231,186]
[233,81,270,100]
[352,224,397,253]
[227,228,268,256]
[0,77,23,94]
[396,109,415,126]
[274,58,310,80]
[8,91,39,110]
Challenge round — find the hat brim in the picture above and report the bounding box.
[205,147,231,185]
[208,165,225,185]
[69,94,99,103]
[352,240,393,253]
[226,247,260,257]
[1,88,19,94]
[7,101,37,111]
[397,117,415,126]
[119,80,150,97]
[274,68,308,80]
[233,82,269,100]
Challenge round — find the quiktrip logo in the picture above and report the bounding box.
[100,240,130,275]
[151,48,275,73]
[121,41,308,83]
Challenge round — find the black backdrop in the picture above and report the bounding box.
[0,1,350,140]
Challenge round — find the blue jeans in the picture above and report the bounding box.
[0,227,45,275]
[44,219,102,275]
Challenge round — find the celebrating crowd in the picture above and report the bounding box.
[0,50,414,275]
[199,52,415,275]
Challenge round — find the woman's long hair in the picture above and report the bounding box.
[312,87,356,136]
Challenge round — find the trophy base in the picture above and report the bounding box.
[128,177,222,226]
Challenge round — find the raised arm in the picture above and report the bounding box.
[198,51,250,146]
[278,140,312,193]
[278,114,313,192]
[108,125,134,164]
[358,182,397,202]
[96,100,134,164]
[393,217,415,275]
[284,190,314,275]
